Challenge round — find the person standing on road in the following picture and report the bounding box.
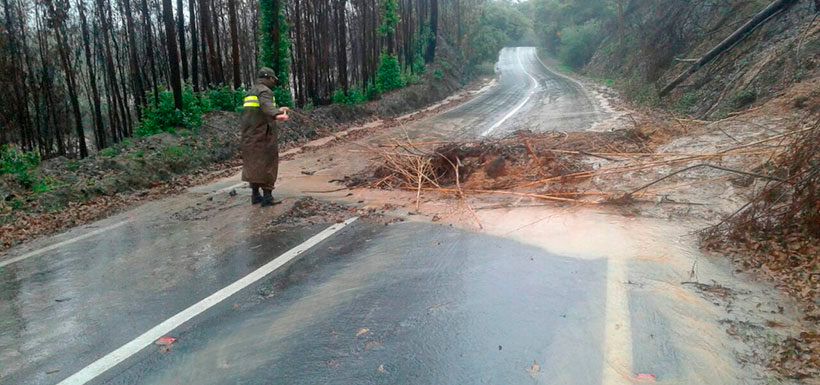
[240,67,290,207]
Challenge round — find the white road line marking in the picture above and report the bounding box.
[481,48,540,137]
[602,257,634,385]
[57,217,358,385]
[0,220,129,268]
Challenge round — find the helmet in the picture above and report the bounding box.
[257,67,278,81]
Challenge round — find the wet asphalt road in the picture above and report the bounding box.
[431,47,606,138]
[0,47,744,385]
[107,222,610,385]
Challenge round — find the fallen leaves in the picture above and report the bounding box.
[769,331,820,380]
[155,336,177,353]
[527,360,541,378]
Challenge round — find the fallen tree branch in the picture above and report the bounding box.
[628,163,787,196]
[659,0,798,96]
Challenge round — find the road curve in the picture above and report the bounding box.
[430,47,607,139]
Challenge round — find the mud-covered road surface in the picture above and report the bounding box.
[0,48,805,385]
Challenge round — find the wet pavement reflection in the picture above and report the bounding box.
[111,222,608,385]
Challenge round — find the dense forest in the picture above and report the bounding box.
[0,0,518,159]
[3,0,814,162]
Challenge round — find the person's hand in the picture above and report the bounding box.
[276,113,289,122]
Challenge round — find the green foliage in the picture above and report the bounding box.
[469,2,532,64]
[376,52,406,93]
[31,177,55,194]
[331,90,347,104]
[733,90,757,108]
[136,87,244,137]
[411,53,426,75]
[0,145,41,189]
[208,86,246,112]
[402,71,422,85]
[433,69,444,80]
[675,92,699,114]
[366,84,380,101]
[378,0,400,37]
[259,0,293,107]
[533,0,614,54]
[558,20,603,69]
[99,147,120,158]
[332,88,367,106]
[137,89,201,137]
[1,145,40,178]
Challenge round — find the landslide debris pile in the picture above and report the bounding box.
[702,126,819,314]
[356,128,653,203]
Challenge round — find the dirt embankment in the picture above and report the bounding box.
[585,1,818,119]
[0,46,471,252]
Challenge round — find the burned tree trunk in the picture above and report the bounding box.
[177,0,189,80]
[162,0,184,109]
[77,0,107,149]
[45,0,89,157]
[228,0,241,88]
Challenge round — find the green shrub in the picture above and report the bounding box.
[332,90,347,104]
[411,54,426,75]
[0,145,57,193]
[99,147,120,158]
[733,90,757,108]
[137,90,192,137]
[208,86,246,112]
[558,20,603,69]
[675,92,699,114]
[1,145,41,188]
[402,71,422,85]
[67,161,80,172]
[366,84,380,101]
[347,88,367,104]
[1,145,40,177]
[433,69,445,80]
[31,177,55,194]
[376,52,406,93]
[332,88,368,106]
[137,86,244,138]
[130,150,146,159]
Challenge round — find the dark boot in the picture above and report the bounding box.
[251,186,262,205]
[260,189,281,207]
